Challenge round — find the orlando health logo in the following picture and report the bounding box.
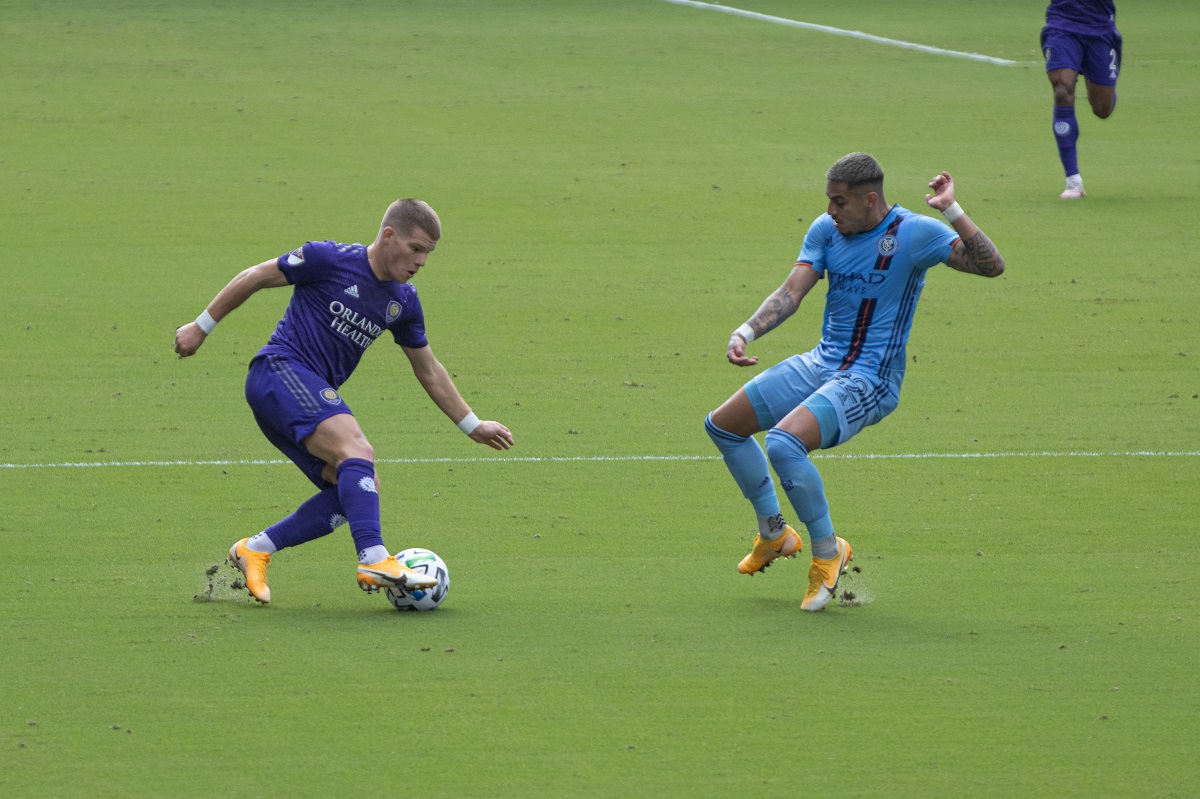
[328,300,384,349]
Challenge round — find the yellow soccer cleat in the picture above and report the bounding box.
[228,538,271,604]
[801,536,853,612]
[737,526,803,575]
[357,555,439,594]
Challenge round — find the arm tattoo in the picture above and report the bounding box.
[954,230,1005,277]
[749,285,799,338]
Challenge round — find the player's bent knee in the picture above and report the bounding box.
[763,428,794,468]
[1049,73,1076,106]
[327,442,375,472]
[706,403,759,439]
[1086,83,1116,118]
[345,448,375,467]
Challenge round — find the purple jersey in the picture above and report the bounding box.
[1045,0,1116,36]
[255,240,428,388]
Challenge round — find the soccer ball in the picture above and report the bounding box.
[385,548,449,611]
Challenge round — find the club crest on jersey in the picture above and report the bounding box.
[877,235,898,256]
[320,388,343,406]
[385,301,402,323]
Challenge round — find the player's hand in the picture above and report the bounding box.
[727,332,758,367]
[470,420,514,450]
[174,322,207,358]
[925,171,956,212]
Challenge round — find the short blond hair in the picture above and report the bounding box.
[380,198,441,240]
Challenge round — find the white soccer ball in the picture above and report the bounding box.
[386,548,450,611]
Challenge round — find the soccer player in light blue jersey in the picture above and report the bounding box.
[1041,0,1121,199]
[705,153,1004,611]
[175,199,514,604]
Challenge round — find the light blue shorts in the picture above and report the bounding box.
[743,352,901,448]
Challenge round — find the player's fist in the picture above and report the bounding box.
[925,171,956,212]
[175,322,207,358]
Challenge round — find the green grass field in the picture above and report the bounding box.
[3,1,1199,796]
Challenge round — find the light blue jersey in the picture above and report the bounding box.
[798,205,959,384]
[711,186,994,560]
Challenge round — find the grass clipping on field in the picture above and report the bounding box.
[838,564,871,607]
[193,562,249,603]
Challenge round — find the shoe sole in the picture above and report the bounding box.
[739,534,803,575]
[357,570,438,593]
[739,549,800,575]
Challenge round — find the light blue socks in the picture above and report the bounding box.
[706,414,785,538]
[764,428,839,560]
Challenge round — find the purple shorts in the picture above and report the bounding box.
[1041,26,1122,86]
[245,354,353,487]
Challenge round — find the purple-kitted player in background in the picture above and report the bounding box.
[175,198,513,604]
[1041,0,1122,199]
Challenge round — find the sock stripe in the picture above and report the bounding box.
[765,428,808,456]
[705,414,748,444]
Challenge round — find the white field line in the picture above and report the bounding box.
[660,0,1022,66]
[2,451,1198,470]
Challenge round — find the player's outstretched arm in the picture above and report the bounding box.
[727,264,820,366]
[925,171,1006,278]
[174,260,288,357]
[402,344,514,451]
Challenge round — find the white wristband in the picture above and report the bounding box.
[195,310,217,334]
[457,412,480,435]
[734,323,756,344]
[942,202,964,223]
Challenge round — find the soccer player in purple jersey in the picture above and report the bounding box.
[705,153,1004,611]
[175,198,513,604]
[1041,0,1121,199]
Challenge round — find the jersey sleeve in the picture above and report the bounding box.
[908,215,961,268]
[275,241,332,285]
[389,287,428,349]
[796,216,833,277]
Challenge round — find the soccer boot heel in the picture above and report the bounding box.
[228,538,271,604]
